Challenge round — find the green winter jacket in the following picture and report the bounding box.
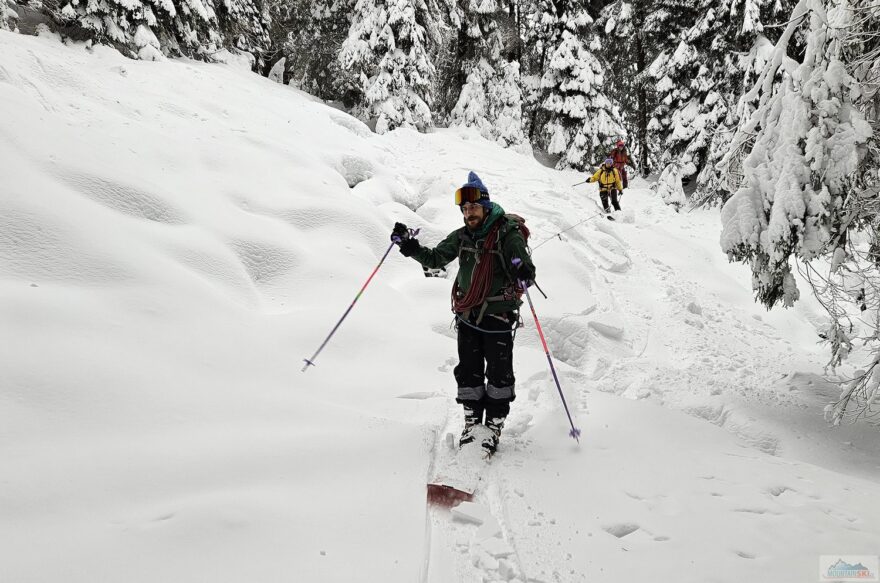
[409,203,535,317]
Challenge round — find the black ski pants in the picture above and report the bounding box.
[600,188,621,213]
[454,312,516,422]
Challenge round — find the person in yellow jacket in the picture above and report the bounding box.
[588,157,624,214]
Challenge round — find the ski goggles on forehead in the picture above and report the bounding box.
[454,186,483,205]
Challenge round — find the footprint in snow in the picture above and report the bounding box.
[396,391,443,400]
[603,523,640,538]
[733,508,779,515]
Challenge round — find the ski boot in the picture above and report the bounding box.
[459,405,483,448]
[482,416,505,456]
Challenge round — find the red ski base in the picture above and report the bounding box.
[427,483,474,508]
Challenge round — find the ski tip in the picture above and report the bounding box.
[427,484,475,508]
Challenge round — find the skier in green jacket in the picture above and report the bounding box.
[391,171,535,455]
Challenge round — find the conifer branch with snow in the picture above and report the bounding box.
[52,0,270,64]
[650,0,796,205]
[721,0,879,424]
[655,161,686,210]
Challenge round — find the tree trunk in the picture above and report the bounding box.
[634,4,649,176]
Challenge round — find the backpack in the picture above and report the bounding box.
[499,214,532,290]
[504,213,531,244]
[598,167,619,190]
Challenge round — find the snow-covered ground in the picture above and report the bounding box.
[2,31,880,583]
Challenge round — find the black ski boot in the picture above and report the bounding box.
[482,416,505,456]
[459,404,484,448]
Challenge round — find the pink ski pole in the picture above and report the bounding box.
[302,229,418,372]
[513,258,581,442]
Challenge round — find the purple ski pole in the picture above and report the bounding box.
[302,229,418,372]
[513,258,581,442]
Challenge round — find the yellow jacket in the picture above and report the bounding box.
[588,166,623,192]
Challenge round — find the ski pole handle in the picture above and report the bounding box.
[391,227,421,244]
[511,257,528,289]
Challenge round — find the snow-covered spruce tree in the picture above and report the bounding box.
[693,33,776,208]
[266,0,352,100]
[449,55,528,148]
[488,59,529,150]
[424,0,462,115]
[54,0,270,64]
[447,1,528,149]
[519,0,557,141]
[720,0,876,422]
[655,160,686,210]
[452,0,503,80]
[449,58,493,136]
[339,0,435,134]
[1,0,16,31]
[597,0,691,176]
[649,0,793,203]
[537,0,624,171]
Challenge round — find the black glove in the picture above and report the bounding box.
[512,259,534,286]
[398,237,421,257]
[391,222,410,243]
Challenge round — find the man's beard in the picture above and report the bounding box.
[464,214,484,230]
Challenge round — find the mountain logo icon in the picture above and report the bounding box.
[822,556,878,581]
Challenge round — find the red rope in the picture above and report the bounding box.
[452,223,502,313]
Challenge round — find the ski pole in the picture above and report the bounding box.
[302,229,418,372]
[571,179,588,187]
[513,258,581,443]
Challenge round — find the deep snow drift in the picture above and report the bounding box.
[2,31,880,583]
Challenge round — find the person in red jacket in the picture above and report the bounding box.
[609,140,633,189]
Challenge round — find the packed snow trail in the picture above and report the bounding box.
[3,31,880,583]
[421,396,529,583]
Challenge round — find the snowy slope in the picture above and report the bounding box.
[2,31,880,583]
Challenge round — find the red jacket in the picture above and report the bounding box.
[609,148,630,171]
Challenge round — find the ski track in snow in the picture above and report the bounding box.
[583,224,807,457]
[422,396,530,583]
